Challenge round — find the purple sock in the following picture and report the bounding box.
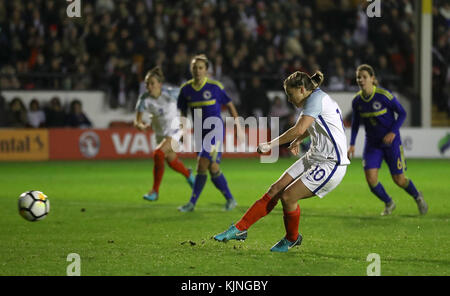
[404,179,419,199]
[211,172,233,200]
[370,183,392,204]
[189,173,207,205]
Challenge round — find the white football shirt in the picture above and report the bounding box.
[135,86,181,138]
[301,88,350,165]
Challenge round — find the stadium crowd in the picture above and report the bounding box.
[0,95,92,128]
[0,0,449,125]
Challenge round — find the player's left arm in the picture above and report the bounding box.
[134,94,150,131]
[259,92,320,153]
[225,99,245,143]
[383,97,406,145]
[259,115,314,153]
[288,130,311,155]
[226,101,239,119]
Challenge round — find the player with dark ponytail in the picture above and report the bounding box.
[348,64,428,216]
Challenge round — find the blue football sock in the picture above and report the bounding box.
[404,179,419,199]
[370,183,392,204]
[211,171,233,200]
[189,173,207,205]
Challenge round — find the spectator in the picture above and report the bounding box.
[241,77,270,118]
[73,64,91,90]
[96,0,115,15]
[66,99,92,128]
[353,3,369,47]
[0,95,7,127]
[1,0,448,125]
[6,97,27,127]
[84,24,105,58]
[45,96,66,127]
[328,66,347,91]
[0,65,21,89]
[269,95,292,130]
[26,98,46,128]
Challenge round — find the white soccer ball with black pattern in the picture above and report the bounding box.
[18,190,50,221]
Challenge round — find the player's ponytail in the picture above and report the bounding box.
[310,71,324,89]
[284,70,324,91]
[356,64,378,86]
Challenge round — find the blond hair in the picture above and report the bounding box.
[145,66,165,85]
[190,54,210,70]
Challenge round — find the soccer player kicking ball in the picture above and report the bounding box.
[347,64,428,216]
[134,67,195,201]
[214,71,350,252]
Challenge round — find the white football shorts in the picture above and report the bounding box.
[285,153,347,198]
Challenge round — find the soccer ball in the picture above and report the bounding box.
[18,190,50,222]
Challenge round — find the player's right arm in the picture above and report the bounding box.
[134,111,150,131]
[134,94,151,131]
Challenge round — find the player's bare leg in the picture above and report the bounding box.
[280,177,315,211]
[391,173,407,187]
[271,178,314,252]
[214,173,293,242]
[267,172,295,198]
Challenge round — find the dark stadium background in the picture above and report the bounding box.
[0,0,448,130]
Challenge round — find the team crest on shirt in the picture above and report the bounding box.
[372,101,382,110]
[203,90,212,100]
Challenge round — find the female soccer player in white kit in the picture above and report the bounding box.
[134,67,194,201]
[214,71,350,252]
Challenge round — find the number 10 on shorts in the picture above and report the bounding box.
[310,165,326,181]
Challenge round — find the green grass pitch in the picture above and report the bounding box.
[0,158,449,276]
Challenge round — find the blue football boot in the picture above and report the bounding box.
[270,234,302,252]
[143,191,158,201]
[186,169,195,188]
[214,225,247,242]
